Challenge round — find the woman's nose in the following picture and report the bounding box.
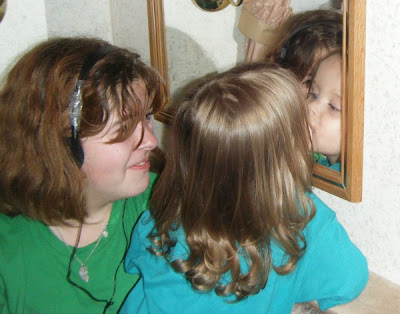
[139,120,158,150]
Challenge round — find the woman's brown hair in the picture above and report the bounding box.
[149,62,315,301]
[267,9,342,82]
[0,37,165,225]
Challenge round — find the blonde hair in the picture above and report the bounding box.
[150,62,315,301]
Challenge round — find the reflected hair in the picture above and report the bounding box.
[267,9,342,81]
[149,62,315,301]
[309,48,342,83]
[0,37,166,225]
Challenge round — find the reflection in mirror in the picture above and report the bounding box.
[308,50,342,173]
[193,0,230,11]
[193,0,243,12]
[312,0,366,202]
[263,8,344,174]
[0,0,6,23]
[148,0,365,202]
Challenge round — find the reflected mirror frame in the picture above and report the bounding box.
[147,0,366,202]
[192,0,230,12]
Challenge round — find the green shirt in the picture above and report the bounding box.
[0,172,157,314]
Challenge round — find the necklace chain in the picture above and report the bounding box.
[54,221,109,282]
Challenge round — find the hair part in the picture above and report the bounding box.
[149,62,315,301]
[0,37,166,225]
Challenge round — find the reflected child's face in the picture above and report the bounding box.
[299,48,330,97]
[307,54,342,165]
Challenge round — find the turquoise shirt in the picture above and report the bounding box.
[121,193,368,314]
[317,157,341,172]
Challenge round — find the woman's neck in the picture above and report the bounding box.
[84,201,113,224]
[50,202,113,247]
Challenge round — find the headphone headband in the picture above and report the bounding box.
[78,45,117,81]
[68,45,118,167]
[279,22,328,66]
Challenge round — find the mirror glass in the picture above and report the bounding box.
[0,0,6,23]
[148,0,365,202]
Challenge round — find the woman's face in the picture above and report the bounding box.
[81,81,158,209]
[307,54,342,165]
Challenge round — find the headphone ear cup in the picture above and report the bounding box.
[73,141,84,168]
[66,137,84,167]
[278,22,326,67]
[279,47,288,66]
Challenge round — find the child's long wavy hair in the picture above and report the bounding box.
[0,37,165,225]
[149,62,315,301]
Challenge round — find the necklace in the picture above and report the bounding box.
[55,222,109,282]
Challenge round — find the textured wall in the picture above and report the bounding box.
[111,0,150,63]
[45,0,113,41]
[164,2,245,102]
[0,0,47,77]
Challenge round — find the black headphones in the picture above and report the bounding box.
[68,45,118,167]
[279,22,326,67]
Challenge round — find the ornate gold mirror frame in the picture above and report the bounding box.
[147,0,366,202]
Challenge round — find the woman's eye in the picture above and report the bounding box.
[145,113,153,121]
[328,104,341,112]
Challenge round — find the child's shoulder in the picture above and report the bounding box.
[298,192,368,310]
[303,192,356,252]
[134,210,155,239]
[305,192,337,229]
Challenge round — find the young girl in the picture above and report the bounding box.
[240,7,342,94]
[308,51,342,170]
[269,9,342,85]
[120,62,368,313]
[0,37,165,313]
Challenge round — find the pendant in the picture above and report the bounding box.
[79,265,89,282]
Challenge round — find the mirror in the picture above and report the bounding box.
[193,0,229,12]
[193,0,243,12]
[147,0,365,202]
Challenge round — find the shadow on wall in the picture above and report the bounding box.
[166,26,216,105]
[157,27,217,152]
[232,4,246,64]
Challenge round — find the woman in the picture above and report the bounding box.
[0,37,165,313]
